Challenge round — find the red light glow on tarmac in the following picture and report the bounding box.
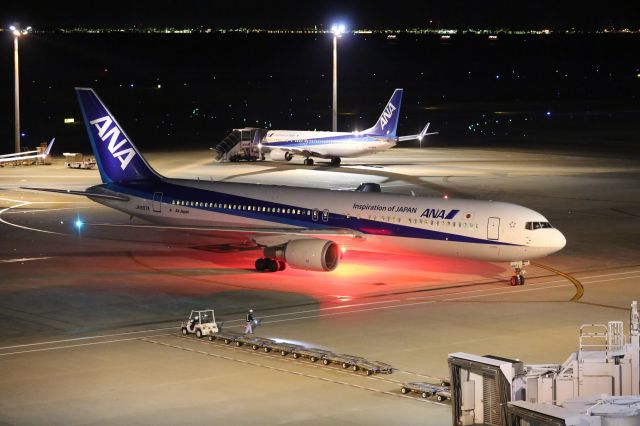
[122,248,507,303]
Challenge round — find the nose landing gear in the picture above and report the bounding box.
[509,261,529,286]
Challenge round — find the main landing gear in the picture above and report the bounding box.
[255,258,286,273]
[303,158,314,166]
[330,157,341,166]
[509,261,529,286]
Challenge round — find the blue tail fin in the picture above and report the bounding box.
[75,88,160,183]
[364,89,403,137]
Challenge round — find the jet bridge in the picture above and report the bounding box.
[448,301,640,426]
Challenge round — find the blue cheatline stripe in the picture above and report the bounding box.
[102,181,520,247]
[265,134,389,148]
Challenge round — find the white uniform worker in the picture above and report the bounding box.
[245,309,255,334]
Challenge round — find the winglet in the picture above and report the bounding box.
[44,138,55,156]
[418,123,438,141]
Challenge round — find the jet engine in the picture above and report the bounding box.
[264,239,340,271]
[269,150,293,162]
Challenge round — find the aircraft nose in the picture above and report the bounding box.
[552,229,567,251]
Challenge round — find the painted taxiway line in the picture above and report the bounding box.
[532,262,584,301]
[0,333,173,357]
[2,206,95,215]
[0,201,65,235]
[0,257,55,263]
[0,327,178,350]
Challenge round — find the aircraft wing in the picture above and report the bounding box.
[81,222,365,246]
[397,123,438,142]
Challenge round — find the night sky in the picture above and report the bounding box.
[4,1,640,30]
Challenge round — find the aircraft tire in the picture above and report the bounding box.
[255,258,266,271]
[267,259,278,272]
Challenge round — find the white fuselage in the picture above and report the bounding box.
[91,179,566,262]
[262,130,396,159]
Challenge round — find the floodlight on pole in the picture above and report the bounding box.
[10,24,31,154]
[331,23,346,132]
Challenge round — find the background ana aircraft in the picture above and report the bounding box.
[0,138,55,165]
[23,89,565,284]
[261,89,436,165]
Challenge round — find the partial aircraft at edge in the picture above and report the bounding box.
[0,138,55,164]
[22,88,565,285]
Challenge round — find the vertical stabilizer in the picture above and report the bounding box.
[364,89,403,137]
[75,88,160,183]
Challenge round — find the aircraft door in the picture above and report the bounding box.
[153,192,163,213]
[312,209,319,221]
[487,217,500,240]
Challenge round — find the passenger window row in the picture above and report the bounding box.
[406,217,479,229]
[171,199,313,216]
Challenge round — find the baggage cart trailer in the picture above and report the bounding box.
[321,353,366,369]
[291,347,335,362]
[264,341,305,357]
[400,382,451,401]
[232,335,275,351]
[353,359,394,375]
[208,330,244,345]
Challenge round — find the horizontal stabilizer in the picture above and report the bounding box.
[397,123,438,142]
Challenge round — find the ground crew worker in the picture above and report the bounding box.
[245,309,255,334]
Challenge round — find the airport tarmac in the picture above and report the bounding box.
[1,147,639,425]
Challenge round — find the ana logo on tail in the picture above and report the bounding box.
[89,116,137,170]
[380,103,396,130]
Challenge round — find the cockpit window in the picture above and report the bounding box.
[525,221,553,230]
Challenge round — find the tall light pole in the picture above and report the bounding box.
[331,23,345,132]
[10,25,31,154]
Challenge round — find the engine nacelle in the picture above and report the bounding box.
[264,239,340,272]
[269,150,293,162]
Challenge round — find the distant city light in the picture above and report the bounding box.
[64,118,75,124]
[546,111,552,117]
[495,75,500,80]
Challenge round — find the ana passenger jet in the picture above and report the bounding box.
[23,88,565,284]
[261,89,436,165]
